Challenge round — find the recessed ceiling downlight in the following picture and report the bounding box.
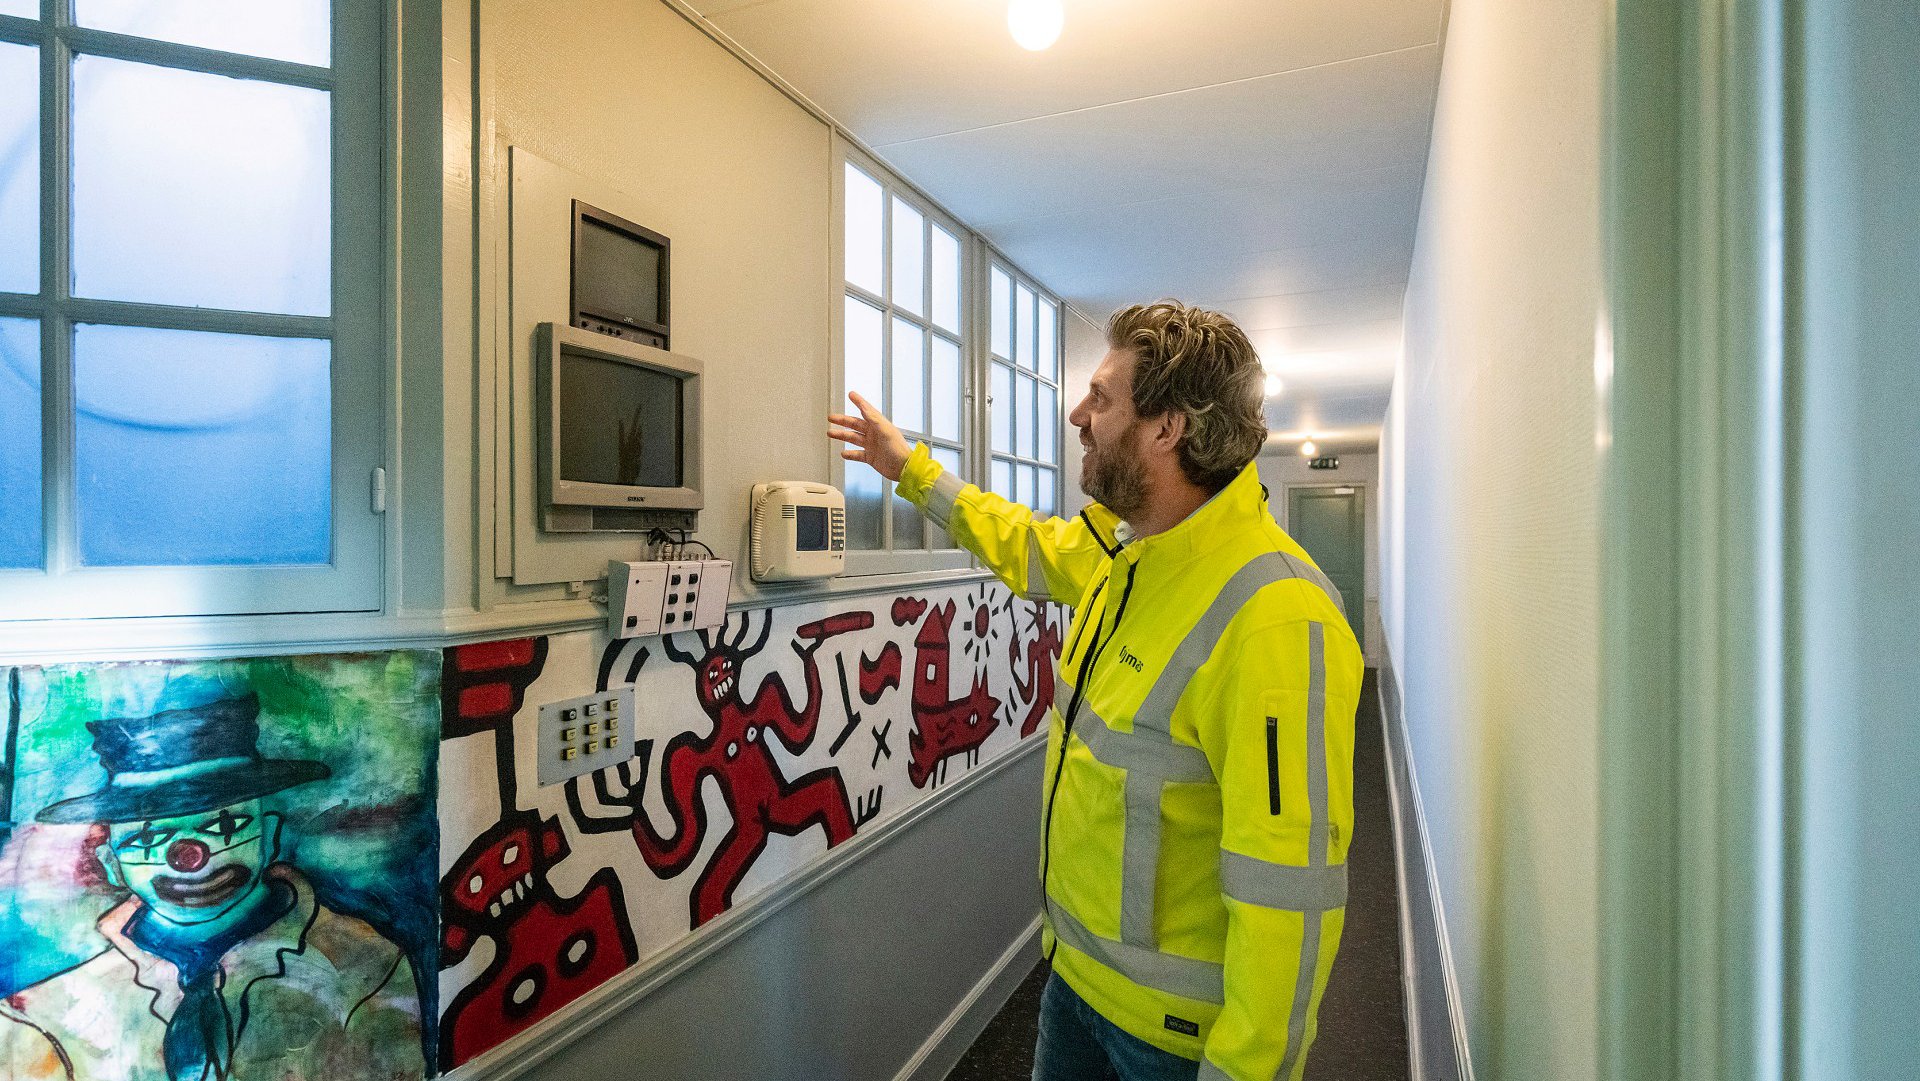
[1008,0,1064,51]
[1300,440,1319,457]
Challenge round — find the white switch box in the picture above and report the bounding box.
[692,559,731,631]
[660,560,702,635]
[608,560,668,640]
[537,685,637,786]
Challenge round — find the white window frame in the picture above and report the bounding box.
[0,0,385,621]
[832,140,975,575]
[981,252,1065,521]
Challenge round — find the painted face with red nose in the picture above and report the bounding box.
[102,798,276,926]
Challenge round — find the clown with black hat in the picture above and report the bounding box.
[0,688,426,1081]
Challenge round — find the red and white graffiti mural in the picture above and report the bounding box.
[435,582,1062,1068]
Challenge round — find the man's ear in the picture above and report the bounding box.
[95,842,126,889]
[1153,410,1187,451]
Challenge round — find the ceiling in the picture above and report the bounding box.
[681,0,1445,454]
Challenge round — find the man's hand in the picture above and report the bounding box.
[827,392,912,483]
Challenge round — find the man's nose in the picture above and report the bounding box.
[167,838,211,873]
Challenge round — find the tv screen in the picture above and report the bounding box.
[558,350,683,488]
[576,216,663,329]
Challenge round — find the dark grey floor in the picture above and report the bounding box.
[946,670,1409,1080]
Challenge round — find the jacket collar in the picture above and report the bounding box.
[1086,460,1267,566]
[97,864,317,1021]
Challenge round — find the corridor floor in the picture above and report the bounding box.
[945,670,1410,1081]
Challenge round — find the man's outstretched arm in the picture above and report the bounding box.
[828,392,1107,605]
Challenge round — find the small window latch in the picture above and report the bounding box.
[370,467,387,514]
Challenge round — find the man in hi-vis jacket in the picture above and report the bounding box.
[830,301,1360,1081]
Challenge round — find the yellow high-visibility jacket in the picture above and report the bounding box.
[897,445,1361,1081]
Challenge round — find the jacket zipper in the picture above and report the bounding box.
[1042,555,1138,963]
[1266,716,1281,815]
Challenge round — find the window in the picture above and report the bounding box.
[0,1,382,619]
[987,261,1063,519]
[839,156,969,564]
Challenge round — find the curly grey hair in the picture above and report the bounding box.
[1107,300,1268,491]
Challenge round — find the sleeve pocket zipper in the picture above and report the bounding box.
[1266,716,1281,816]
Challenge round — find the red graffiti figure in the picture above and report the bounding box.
[635,614,869,927]
[1011,601,1065,737]
[906,599,1004,787]
[439,812,637,1068]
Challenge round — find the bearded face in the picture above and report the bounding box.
[1080,416,1150,519]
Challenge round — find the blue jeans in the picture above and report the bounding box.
[1032,973,1201,1081]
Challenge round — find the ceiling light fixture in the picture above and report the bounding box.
[1007,0,1063,51]
[1265,372,1285,398]
[1300,440,1319,457]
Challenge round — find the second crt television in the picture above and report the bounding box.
[538,322,703,533]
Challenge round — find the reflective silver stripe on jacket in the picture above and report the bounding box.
[1271,621,1329,1081]
[1046,896,1225,1005]
[1121,552,1329,952]
[1219,851,1348,912]
[923,468,965,528]
[1027,531,1050,600]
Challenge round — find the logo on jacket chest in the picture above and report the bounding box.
[1116,647,1143,673]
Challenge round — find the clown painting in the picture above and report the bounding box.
[0,654,438,1081]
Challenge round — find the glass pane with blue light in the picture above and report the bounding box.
[0,317,40,568]
[0,41,36,295]
[76,0,331,67]
[73,324,331,566]
[72,56,331,316]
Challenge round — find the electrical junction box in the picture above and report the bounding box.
[607,558,732,640]
[537,685,637,786]
[608,560,669,638]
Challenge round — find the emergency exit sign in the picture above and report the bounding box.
[1308,456,1341,470]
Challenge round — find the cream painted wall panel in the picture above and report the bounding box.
[1057,306,1103,519]
[485,0,832,599]
[1380,0,1605,1078]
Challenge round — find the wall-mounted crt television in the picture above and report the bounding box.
[537,322,703,533]
[570,200,670,348]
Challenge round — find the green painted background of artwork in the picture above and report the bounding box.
[0,650,440,1011]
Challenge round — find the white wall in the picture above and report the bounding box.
[479,0,834,606]
[1257,451,1382,666]
[1377,0,1605,1077]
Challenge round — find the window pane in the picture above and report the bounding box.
[991,266,1011,359]
[891,318,925,433]
[844,295,884,407]
[74,324,330,566]
[930,335,961,442]
[1019,463,1038,509]
[990,458,1012,500]
[892,489,924,550]
[1039,298,1058,381]
[931,226,960,333]
[891,197,924,316]
[0,317,40,567]
[1039,382,1058,464]
[1015,283,1036,370]
[844,163,883,296]
[1017,371,1037,457]
[0,0,35,17]
[991,361,1012,454]
[0,42,37,294]
[1038,468,1056,519]
[77,0,331,67]
[72,56,331,316]
[929,446,962,548]
[844,458,883,551]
